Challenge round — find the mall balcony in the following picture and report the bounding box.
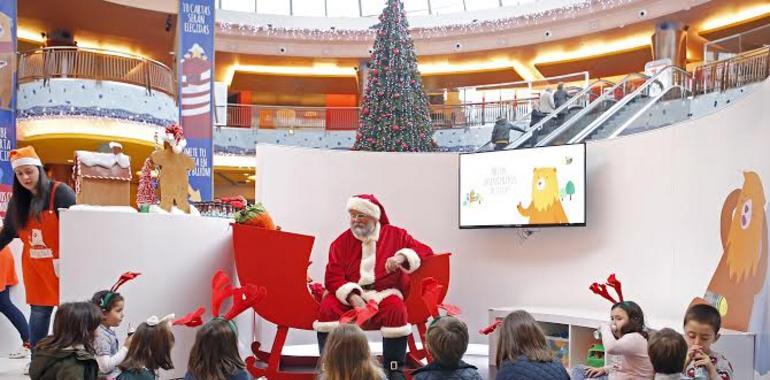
[16,46,177,187]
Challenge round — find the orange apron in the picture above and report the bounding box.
[19,182,61,306]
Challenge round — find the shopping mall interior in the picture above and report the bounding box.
[1,0,769,379]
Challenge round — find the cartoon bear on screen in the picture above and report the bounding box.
[517,167,568,224]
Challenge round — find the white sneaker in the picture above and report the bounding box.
[9,345,30,359]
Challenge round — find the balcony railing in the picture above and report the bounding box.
[217,99,535,130]
[693,46,770,95]
[18,47,176,97]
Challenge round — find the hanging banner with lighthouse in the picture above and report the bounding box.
[0,0,17,216]
[177,0,214,201]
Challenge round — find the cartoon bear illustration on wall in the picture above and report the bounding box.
[693,171,768,331]
[517,167,569,224]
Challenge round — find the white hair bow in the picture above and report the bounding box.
[145,314,175,326]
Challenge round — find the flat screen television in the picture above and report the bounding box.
[459,143,586,228]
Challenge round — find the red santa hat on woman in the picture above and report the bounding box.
[346,194,390,225]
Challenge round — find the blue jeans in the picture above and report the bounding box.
[0,288,30,343]
[29,305,54,347]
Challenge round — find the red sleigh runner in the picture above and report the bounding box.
[232,223,451,379]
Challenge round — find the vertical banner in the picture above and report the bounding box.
[0,1,16,217]
[178,0,214,201]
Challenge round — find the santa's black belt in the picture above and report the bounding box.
[360,284,376,291]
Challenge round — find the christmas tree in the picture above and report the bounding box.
[353,0,435,152]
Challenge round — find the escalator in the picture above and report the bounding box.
[569,66,692,144]
[532,73,649,147]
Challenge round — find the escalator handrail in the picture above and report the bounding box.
[606,83,691,139]
[569,65,692,144]
[533,72,649,147]
[504,79,616,150]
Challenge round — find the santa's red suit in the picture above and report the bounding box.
[313,195,433,338]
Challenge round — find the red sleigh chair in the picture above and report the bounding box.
[232,224,451,380]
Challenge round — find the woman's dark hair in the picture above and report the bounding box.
[90,290,124,312]
[36,302,102,353]
[187,319,245,380]
[8,166,51,229]
[612,301,649,339]
[119,321,175,373]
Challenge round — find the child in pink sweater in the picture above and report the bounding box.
[576,301,654,379]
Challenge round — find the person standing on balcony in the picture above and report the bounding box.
[491,116,526,151]
[0,147,76,359]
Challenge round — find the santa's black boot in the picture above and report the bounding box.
[317,332,329,356]
[382,336,408,380]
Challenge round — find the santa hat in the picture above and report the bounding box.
[347,194,390,225]
[10,146,43,170]
[161,124,187,154]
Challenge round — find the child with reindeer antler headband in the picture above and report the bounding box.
[177,270,265,380]
[572,274,654,380]
[90,272,141,379]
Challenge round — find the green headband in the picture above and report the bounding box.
[211,317,238,335]
[100,292,117,310]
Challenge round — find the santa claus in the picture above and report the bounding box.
[314,194,433,379]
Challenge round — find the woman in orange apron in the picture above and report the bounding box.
[0,146,76,349]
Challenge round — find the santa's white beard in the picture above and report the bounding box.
[351,222,375,240]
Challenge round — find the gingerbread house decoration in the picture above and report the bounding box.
[73,142,132,206]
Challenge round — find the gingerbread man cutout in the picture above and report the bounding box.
[151,142,195,213]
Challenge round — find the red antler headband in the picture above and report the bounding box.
[174,270,267,328]
[100,272,141,309]
[589,273,624,304]
[110,272,141,293]
[480,320,502,336]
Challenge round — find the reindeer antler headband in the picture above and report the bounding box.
[100,272,141,310]
[174,270,266,332]
[589,273,624,304]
